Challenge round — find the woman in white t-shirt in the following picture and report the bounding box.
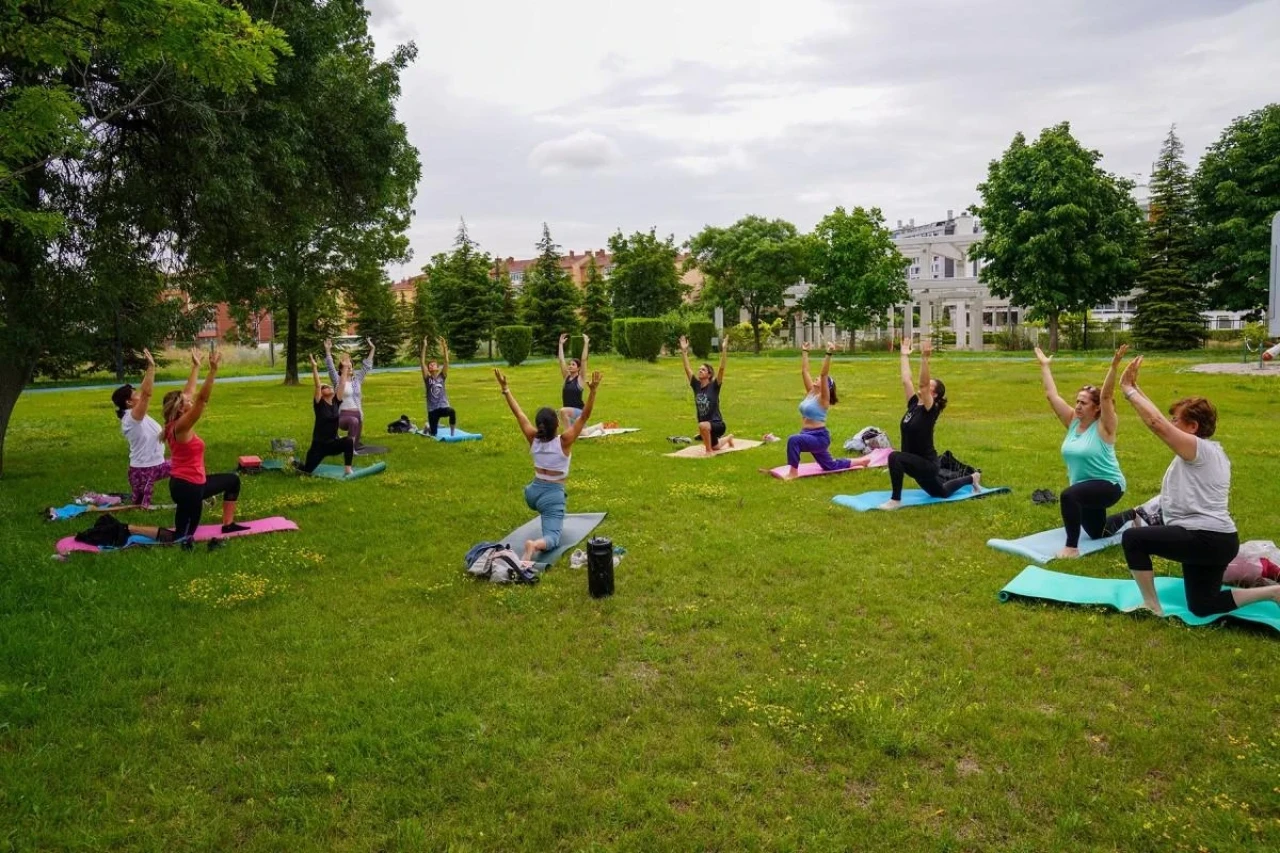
[111,349,197,507]
[1117,356,1280,617]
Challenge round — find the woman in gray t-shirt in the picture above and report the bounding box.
[1117,356,1280,617]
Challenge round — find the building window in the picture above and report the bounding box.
[510,271,524,284]
[1217,317,1232,330]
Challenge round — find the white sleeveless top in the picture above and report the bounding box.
[531,438,571,482]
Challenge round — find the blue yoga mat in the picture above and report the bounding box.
[988,524,1128,564]
[832,485,1009,512]
[999,566,1280,633]
[415,428,482,442]
[310,462,386,480]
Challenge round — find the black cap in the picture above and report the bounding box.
[111,384,134,412]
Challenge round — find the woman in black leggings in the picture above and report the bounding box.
[298,354,354,474]
[161,348,248,544]
[879,338,980,510]
[1115,357,1280,617]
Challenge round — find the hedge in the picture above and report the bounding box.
[687,320,715,359]
[495,325,533,366]
[624,318,664,362]
[612,318,630,357]
[568,334,585,359]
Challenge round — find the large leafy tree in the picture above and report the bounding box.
[1192,104,1280,312]
[606,229,685,318]
[426,220,494,359]
[352,276,406,361]
[970,122,1143,350]
[0,1,287,474]
[687,216,808,353]
[1131,127,1205,350]
[521,224,580,353]
[803,206,910,334]
[580,255,614,351]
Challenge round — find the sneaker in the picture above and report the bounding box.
[221,522,250,534]
[207,538,225,552]
[761,433,780,443]
[570,549,588,569]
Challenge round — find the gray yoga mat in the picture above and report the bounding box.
[503,512,607,568]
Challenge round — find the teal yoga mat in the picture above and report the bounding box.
[414,427,482,442]
[503,512,606,568]
[832,485,1009,511]
[999,566,1280,633]
[988,524,1128,564]
[310,461,386,480]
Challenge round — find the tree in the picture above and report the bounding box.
[426,220,494,359]
[1131,127,1205,350]
[580,255,614,350]
[0,1,287,474]
[687,216,808,353]
[803,206,910,335]
[970,122,1143,350]
[521,223,580,353]
[409,276,441,347]
[352,277,406,361]
[606,229,685,318]
[1193,104,1280,312]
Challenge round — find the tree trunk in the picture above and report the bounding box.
[285,301,300,385]
[0,361,29,477]
[750,305,762,353]
[1047,313,1060,351]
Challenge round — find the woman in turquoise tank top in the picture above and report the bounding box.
[1035,345,1128,558]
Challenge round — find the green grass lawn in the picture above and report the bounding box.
[2,353,1278,851]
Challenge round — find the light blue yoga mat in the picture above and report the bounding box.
[414,427,482,442]
[310,462,386,480]
[999,566,1280,633]
[988,524,1128,564]
[832,485,1009,512]
[503,512,607,568]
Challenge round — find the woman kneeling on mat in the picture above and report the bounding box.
[297,354,354,475]
[1035,345,1127,558]
[679,334,733,455]
[112,347,195,507]
[495,367,601,566]
[782,342,869,479]
[162,348,248,544]
[1116,357,1280,615]
[421,335,456,436]
[880,338,980,509]
[324,337,373,449]
[557,332,590,430]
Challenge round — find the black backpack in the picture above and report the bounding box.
[387,414,414,434]
[74,514,132,548]
[938,450,977,482]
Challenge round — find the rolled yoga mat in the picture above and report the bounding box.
[998,565,1280,633]
[832,485,1009,511]
[765,447,892,479]
[502,512,607,568]
[57,516,299,556]
[988,524,1128,564]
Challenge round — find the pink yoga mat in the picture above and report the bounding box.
[765,446,893,479]
[56,516,299,556]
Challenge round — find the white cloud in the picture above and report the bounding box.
[528,130,624,175]
[662,147,751,176]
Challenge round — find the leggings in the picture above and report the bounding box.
[1121,525,1240,617]
[338,410,363,446]
[301,437,354,473]
[169,473,242,540]
[524,479,567,552]
[427,407,457,436]
[888,451,975,501]
[1061,479,1123,547]
[787,427,851,471]
[128,461,171,507]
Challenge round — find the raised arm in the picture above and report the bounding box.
[678,335,694,382]
[716,337,728,386]
[173,350,220,439]
[557,333,569,379]
[334,362,348,403]
[494,369,537,442]
[1034,346,1074,428]
[420,335,430,378]
[1119,356,1198,461]
[898,339,916,403]
[579,332,590,373]
[563,371,603,447]
[818,342,835,407]
[131,348,157,421]
[360,338,374,377]
[182,348,202,397]
[439,336,449,378]
[323,338,339,386]
[918,338,935,410]
[800,342,814,393]
[1098,344,1127,443]
[310,354,322,403]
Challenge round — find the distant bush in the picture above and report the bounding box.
[495,325,532,366]
[687,320,715,359]
[612,318,630,357]
[624,318,664,361]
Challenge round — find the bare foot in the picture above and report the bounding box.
[344,466,354,475]
[724,434,736,448]
[1123,600,1165,617]
[971,471,983,493]
[1056,546,1081,559]
[877,499,902,511]
[781,467,799,480]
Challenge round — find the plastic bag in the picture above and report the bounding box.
[1224,540,1280,587]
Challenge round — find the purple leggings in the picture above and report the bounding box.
[786,427,852,471]
[128,461,171,507]
[338,410,363,446]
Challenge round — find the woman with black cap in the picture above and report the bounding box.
[111,348,198,507]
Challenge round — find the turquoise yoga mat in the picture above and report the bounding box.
[988,524,1129,564]
[832,485,1009,512]
[502,512,607,568]
[999,566,1280,633]
[310,462,386,480]
[414,427,482,442]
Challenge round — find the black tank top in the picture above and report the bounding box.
[562,376,584,408]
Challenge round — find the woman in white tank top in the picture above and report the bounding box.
[495,367,602,566]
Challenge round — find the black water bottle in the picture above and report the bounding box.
[587,536,614,598]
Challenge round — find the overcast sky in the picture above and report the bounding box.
[366,0,1280,279]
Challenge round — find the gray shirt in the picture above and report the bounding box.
[1160,437,1235,533]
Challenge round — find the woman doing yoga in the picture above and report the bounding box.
[679,335,733,455]
[324,337,374,448]
[557,332,591,430]
[297,354,354,475]
[879,338,980,510]
[1035,345,1126,558]
[421,335,456,436]
[781,342,870,479]
[495,367,601,566]
[112,347,196,507]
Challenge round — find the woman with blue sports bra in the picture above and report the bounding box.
[495,366,602,566]
[781,342,868,479]
[1035,344,1128,558]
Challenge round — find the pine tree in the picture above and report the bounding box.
[411,276,441,350]
[1131,127,1205,350]
[352,277,406,362]
[580,255,614,351]
[521,223,580,353]
[497,265,518,327]
[428,219,493,359]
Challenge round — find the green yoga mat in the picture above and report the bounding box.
[999,566,1280,633]
[310,462,386,480]
[503,512,606,568]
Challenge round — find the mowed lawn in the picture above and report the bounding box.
[2,353,1278,852]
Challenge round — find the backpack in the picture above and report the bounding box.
[74,514,132,548]
[387,414,414,434]
[844,426,891,455]
[938,450,977,481]
[465,541,540,584]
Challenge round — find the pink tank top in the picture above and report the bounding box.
[167,424,206,484]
